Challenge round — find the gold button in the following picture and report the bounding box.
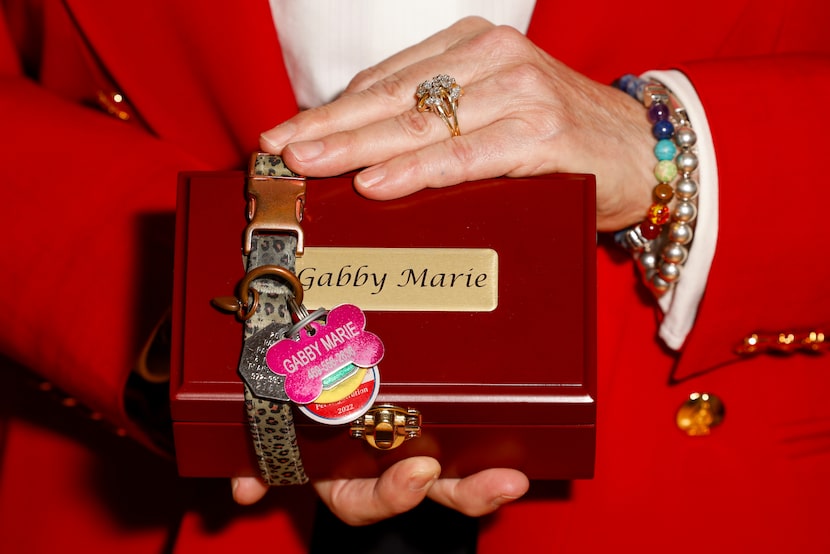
[96,90,133,121]
[676,392,724,436]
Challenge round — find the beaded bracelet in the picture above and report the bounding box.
[613,74,699,297]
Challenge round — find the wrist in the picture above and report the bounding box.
[596,87,657,232]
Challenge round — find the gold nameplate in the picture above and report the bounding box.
[296,247,498,312]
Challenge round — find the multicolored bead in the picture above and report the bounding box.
[647,203,672,225]
[654,160,678,183]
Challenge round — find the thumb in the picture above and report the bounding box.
[231,476,269,505]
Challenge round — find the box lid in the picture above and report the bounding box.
[171,172,596,427]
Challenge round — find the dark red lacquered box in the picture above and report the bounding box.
[170,171,597,480]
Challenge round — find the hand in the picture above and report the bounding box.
[260,16,655,232]
[232,457,529,526]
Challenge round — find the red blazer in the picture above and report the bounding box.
[1,0,829,552]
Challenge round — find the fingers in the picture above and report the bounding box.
[314,456,441,527]
[351,117,548,200]
[275,58,563,184]
[261,64,470,154]
[260,83,407,154]
[427,468,529,517]
[232,462,528,525]
[231,476,269,505]
[260,22,511,155]
[276,78,498,179]
[276,108,553,201]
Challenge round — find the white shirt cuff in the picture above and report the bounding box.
[642,69,719,351]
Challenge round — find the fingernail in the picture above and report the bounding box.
[288,141,324,162]
[492,494,520,508]
[408,471,438,492]
[231,478,239,495]
[355,166,385,189]
[260,122,296,150]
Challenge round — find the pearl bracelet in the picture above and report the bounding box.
[613,74,699,297]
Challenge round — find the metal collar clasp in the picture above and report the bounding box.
[243,153,306,256]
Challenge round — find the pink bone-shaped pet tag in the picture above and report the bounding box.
[266,304,384,404]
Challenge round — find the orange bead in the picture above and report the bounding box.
[654,183,674,202]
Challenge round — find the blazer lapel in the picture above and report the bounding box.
[64,0,299,169]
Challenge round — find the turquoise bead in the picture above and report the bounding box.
[654,139,677,161]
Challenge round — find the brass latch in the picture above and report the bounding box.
[350,405,421,450]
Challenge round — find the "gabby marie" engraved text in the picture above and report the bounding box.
[297,265,489,296]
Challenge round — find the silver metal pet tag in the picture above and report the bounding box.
[238,322,290,402]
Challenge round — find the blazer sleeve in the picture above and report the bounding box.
[672,53,830,380]
[0,5,209,450]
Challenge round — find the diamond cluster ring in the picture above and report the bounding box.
[416,74,464,137]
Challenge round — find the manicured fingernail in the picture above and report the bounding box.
[355,166,385,189]
[288,140,324,162]
[408,471,438,492]
[260,122,296,150]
